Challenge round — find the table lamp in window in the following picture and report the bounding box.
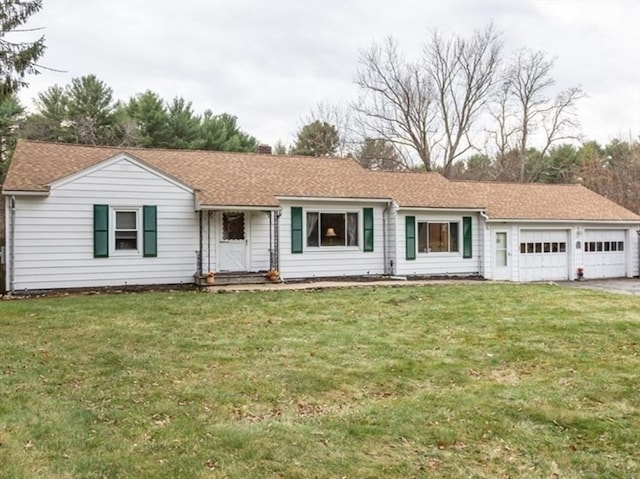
[326,227,337,246]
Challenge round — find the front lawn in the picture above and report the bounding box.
[1,284,638,478]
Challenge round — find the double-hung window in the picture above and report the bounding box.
[94,205,157,258]
[417,221,459,253]
[307,211,358,247]
[114,209,139,251]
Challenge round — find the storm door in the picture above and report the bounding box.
[218,212,248,271]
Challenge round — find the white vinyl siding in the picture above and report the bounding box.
[482,223,639,282]
[396,211,481,277]
[9,158,198,290]
[279,201,385,279]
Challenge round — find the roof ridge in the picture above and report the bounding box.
[16,139,360,163]
[450,179,584,187]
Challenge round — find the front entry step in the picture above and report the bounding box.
[195,271,280,287]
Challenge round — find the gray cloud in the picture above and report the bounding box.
[17,0,640,147]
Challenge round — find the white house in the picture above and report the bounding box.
[2,140,639,293]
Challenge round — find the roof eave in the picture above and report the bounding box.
[276,195,392,203]
[1,188,50,196]
[198,204,281,211]
[398,206,486,212]
[485,217,640,224]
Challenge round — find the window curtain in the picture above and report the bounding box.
[347,213,358,246]
[307,212,318,246]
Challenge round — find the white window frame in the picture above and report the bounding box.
[305,210,360,249]
[417,220,460,254]
[111,207,141,255]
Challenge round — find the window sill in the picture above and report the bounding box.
[111,250,142,257]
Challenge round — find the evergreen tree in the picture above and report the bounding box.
[0,0,45,101]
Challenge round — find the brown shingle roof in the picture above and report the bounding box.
[450,181,640,221]
[3,140,376,207]
[3,140,639,222]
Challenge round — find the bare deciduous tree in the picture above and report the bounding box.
[353,25,501,175]
[353,37,437,170]
[490,49,585,182]
[426,25,501,176]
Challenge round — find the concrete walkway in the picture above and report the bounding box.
[207,278,484,293]
[207,277,640,295]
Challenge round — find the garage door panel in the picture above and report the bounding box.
[519,230,569,281]
[584,230,626,278]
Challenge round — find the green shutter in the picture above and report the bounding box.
[405,216,416,260]
[463,216,472,258]
[363,207,374,252]
[291,207,303,254]
[93,204,109,258]
[143,205,157,257]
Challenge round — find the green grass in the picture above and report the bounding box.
[1,283,639,478]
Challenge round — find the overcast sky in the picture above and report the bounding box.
[17,0,640,149]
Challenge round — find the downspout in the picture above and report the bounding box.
[479,210,490,280]
[275,209,281,273]
[636,229,640,278]
[383,201,390,276]
[9,195,15,294]
[207,211,211,273]
[267,211,273,270]
[197,210,203,276]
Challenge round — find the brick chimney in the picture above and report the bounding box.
[256,144,272,155]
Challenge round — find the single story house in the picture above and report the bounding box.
[2,140,639,293]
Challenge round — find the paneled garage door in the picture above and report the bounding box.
[519,230,569,281]
[583,229,626,278]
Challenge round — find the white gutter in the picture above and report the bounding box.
[276,196,391,204]
[400,207,486,213]
[198,205,281,212]
[484,218,640,224]
[1,190,49,196]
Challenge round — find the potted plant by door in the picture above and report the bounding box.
[265,269,280,282]
[206,271,215,285]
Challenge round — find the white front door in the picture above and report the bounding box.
[218,212,248,271]
[493,230,510,280]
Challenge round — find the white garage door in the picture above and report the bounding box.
[519,230,569,281]
[584,230,626,278]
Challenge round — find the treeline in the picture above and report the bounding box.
[1,74,258,155]
[449,139,640,214]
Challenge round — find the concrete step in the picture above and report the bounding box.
[196,272,280,287]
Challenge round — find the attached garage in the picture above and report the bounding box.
[583,229,627,278]
[519,229,570,281]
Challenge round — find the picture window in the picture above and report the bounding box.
[417,222,459,253]
[307,212,358,247]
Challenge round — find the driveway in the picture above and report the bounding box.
[560,278,640,296]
